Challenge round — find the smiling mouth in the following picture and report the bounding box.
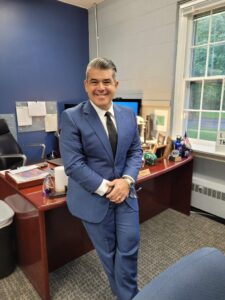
[94,93,108,97]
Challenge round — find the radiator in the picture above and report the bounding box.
[191,175,225,219]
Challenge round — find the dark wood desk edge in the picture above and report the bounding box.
[0,173,65,211]
[137,156,193,184]
[0,156,193,211]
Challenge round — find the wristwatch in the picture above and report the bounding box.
[123,176,134,188]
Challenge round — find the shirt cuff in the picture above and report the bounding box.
[95,179,110,196]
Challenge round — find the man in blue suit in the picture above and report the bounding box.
[60,58,143,300]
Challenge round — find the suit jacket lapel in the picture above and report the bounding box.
[83,101,114,161]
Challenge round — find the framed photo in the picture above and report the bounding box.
[154,109,169,132]
[157,133,166,145]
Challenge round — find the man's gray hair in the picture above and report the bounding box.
[86,57,117,79]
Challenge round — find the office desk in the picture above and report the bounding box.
[0,156,193,300]
[137,156,193,222]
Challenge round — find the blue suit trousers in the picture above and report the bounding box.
[82,201,140,300]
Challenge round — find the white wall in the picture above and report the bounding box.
[88,0,179,133]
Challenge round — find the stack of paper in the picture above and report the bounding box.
[8,165,49,183]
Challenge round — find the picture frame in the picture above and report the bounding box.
[154,109,169,132]
[157,133,166,145]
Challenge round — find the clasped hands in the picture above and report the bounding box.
[106,178,130,203]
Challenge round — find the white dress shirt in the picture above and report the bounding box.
[90,101,116,196]
[89,100,134,196]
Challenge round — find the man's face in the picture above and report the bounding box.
[84,68,119,110]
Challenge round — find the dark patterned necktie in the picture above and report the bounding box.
[105,111,118,158]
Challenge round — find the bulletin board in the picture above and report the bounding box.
[16,101,58,132]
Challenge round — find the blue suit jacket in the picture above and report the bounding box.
[59,101,143,223]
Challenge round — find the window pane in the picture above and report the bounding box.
[200,112,219,141]
[208,44,225,76]
[179,7,225,146]
[191,47,207,76]
[187,81,202,109]
[211,11,225,42]
[186,111,199,138]
[220,113,225,130]
[193,16,209,45]
[202,80,222,110]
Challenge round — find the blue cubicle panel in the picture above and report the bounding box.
[0,0,89,161]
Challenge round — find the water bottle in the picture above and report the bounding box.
[174,135,182,155]
[42,175,54,196]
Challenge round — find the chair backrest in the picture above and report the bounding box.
[0,119,23,170]
[133,247,225,300]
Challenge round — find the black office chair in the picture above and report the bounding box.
[0,119,45,170]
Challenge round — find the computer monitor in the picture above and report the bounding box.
[64,99,142,115]
[64,103,78,110]
[113,98,142,115]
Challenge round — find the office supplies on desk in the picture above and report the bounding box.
[36,162,48,168]
[46,158,63,166]
[42,174,54,196]
[48,191,67,198]
[54,166,68,192]
[138,168,151,179]
[5,165,50,189]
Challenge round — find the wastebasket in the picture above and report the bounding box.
[0,200,16,278]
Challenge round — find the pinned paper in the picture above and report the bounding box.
[16,106,32,126]
[45,114,58,132]
[28,101,46,116]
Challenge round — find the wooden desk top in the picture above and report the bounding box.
[1,156,193,211]
[137,156,193,183]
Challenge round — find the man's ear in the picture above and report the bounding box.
[115,80,119,88]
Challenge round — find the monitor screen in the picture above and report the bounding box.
[113,98,141,115]
[64,99,142,115]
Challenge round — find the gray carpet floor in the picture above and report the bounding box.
[1,208,225,300]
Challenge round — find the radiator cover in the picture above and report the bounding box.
[191,176,225,219]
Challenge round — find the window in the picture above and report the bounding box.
[173,0,225,155]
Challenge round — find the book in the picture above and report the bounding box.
[5,165,50,189]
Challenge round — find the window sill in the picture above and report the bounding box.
[192,145,225,162]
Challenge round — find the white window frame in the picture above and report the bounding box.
[173,0,225,155]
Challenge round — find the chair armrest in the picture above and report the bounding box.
[27,143,46,160]
[0,154,27,166]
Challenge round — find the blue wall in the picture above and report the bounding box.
[0,0,89,161]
